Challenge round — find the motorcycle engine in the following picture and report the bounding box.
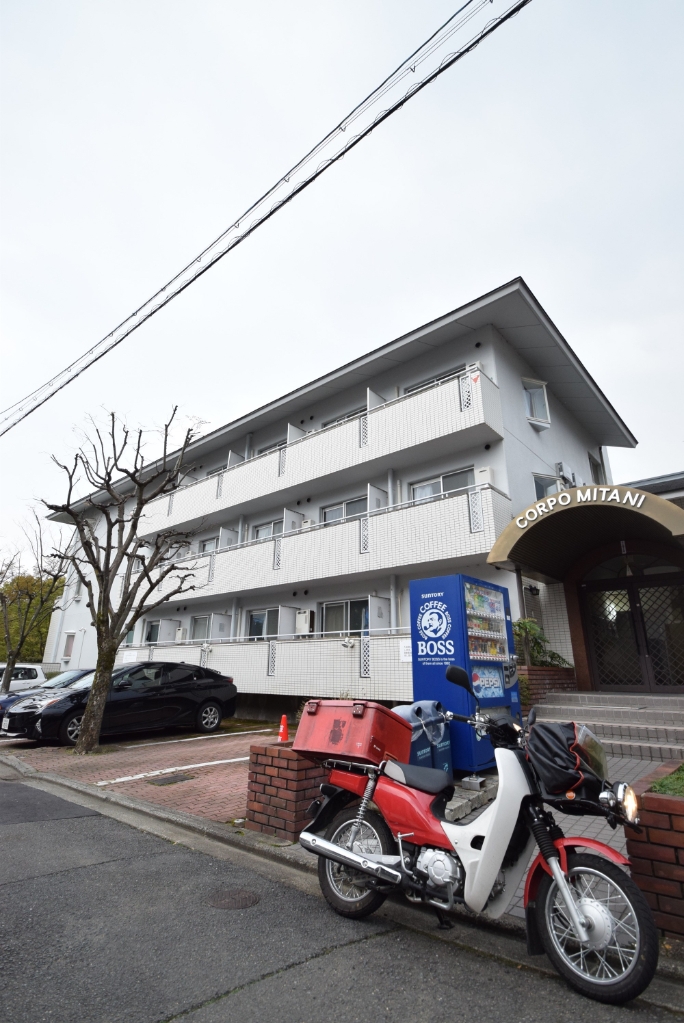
[416,848,463,890]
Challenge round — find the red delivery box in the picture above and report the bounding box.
[292,699,412,766]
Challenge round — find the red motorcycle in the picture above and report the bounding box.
[297,666,658,1005]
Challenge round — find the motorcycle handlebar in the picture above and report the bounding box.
[447,712,473,724]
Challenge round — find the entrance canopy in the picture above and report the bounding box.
[488,486,684,582]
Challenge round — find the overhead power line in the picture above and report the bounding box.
[0,0,533,437]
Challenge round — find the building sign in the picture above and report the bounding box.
[515,487,647,530]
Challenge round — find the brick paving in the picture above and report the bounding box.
[5,729,276,824]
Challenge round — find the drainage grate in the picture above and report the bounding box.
[207,889,261,910]
[147,773,195,786]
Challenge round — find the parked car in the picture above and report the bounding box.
[0,662,237,746]
[0,669,93,717]
[0,664,47,691]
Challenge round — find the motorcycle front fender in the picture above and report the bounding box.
[523,836,630,907]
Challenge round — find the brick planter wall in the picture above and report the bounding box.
[245,741,327,841]
[520,665,577,713]
[625,761,684,939]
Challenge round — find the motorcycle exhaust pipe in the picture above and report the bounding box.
[299,831,402,885]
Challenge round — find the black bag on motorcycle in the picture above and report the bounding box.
[526,721,602,796]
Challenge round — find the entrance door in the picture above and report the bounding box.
[582,572,684,693]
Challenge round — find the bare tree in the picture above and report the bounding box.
[0,516,69,693]
[43,409,198,754]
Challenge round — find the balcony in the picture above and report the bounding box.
[152,484,512,600]
[116,633,414,701]
[141,367,503,536]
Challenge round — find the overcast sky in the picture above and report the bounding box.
[1,0,683,550]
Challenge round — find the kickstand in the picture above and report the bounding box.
[434,907,454,930]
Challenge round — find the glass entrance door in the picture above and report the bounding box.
[582,573,684,693]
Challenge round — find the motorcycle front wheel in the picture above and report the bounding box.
[318,807,396,920]
[535,852,658,1004]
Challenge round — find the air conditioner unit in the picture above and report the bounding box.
[175,627,188,643]
[301,519,316,529]
[295,609,315,635]
[555,462,575,486]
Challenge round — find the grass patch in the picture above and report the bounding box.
[219,719,277,733]
[650,764,684,797]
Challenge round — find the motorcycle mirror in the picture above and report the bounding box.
[445,665,474,696]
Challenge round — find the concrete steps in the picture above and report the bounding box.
[531,692,684,762]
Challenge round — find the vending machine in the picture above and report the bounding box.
[409,573,521,772]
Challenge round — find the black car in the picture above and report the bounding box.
[0,669,93,717]
[0,662,237,746]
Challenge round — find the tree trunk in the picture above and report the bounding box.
[1,652,18,694]
[74,642,117,754]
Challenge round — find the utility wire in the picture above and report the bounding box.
[0,0,533,437]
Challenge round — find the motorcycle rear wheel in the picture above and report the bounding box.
[318,807,396,919]
[535,852,658,1004]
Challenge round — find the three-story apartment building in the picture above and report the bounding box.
[49,278,683,709]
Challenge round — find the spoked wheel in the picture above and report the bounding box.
[535,853,658,1004]
[318,807,396,919]
[196,701,222,734]
[59,712,84,747]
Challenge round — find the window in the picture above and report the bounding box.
[248,608,279,640]
[72,577,83,600]
[257,439,286,456]
[167,665,203,683]
[12,667,38,680]
[63,634,75,658]
[534,475,562,500]
[589,454,605,485]
[322,406,366,428]
[144,620,160,644]
[322,599,369,636]
[206,465,227,477]
[124,628,135,646]
[199,537,218,554]
[404,365,465,396]
[411,467,474,503]
[323,496,367,523]
[131,557,144,575]
[114,665,163,689]
[522,379,550,423]
[191,616,210,641]
[253,519,283,540]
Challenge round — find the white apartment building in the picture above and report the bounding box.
[47,278,655,708]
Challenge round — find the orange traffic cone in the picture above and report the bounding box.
[278,714,289,743]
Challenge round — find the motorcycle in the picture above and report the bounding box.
[299,665,658,1004]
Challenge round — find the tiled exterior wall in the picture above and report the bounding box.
[116,634,414,700]
[141,371,502,536]
[519,666,577,712]
[521,578,574,667]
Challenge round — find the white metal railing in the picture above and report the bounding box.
[125,625,411,650]
[162,365,495,505]
[170,482,509,567]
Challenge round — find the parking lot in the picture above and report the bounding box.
[0,722,276,823]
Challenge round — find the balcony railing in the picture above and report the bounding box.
[148,483,511,600]
[116,632,414,701]
[140,366,503,536]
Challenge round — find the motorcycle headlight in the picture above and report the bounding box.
[616,782,639,824]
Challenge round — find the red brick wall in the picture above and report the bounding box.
[245,741,327,841]
[626,762,684,939]
[519,665,577,712]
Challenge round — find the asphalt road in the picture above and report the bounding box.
[1,769,681,1023]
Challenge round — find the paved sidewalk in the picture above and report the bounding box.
[5,728,276,823]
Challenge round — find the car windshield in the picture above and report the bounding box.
[65,671,96,691]
[39,671,85,689]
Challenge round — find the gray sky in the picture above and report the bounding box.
[1,1,683,549]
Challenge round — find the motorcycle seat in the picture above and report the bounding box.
[384,760,453,795]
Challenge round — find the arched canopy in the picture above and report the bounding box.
[487,486,684,582]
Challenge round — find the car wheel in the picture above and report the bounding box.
[59,711,84,747]
[196,701,222,734]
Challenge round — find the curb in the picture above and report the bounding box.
[2,752,683,988]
